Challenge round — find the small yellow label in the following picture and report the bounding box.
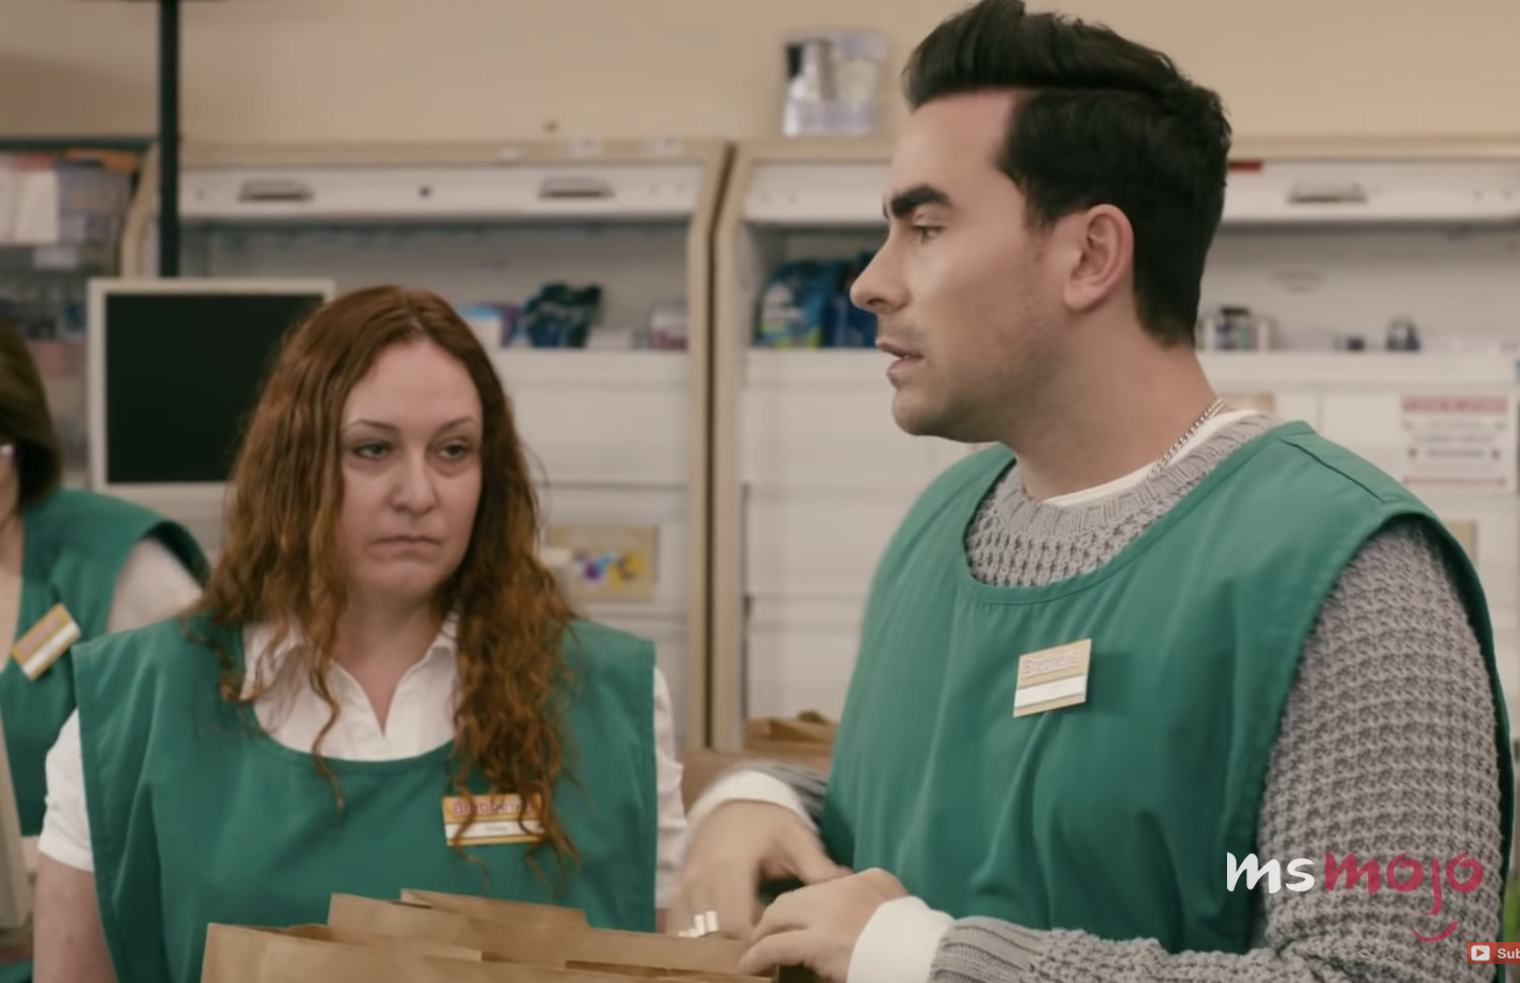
[441,793,544,846]
[10,603,81,682]
[1013,639,1091,718]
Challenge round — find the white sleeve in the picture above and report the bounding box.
[36,710,93,872]
[686,769,814,834]
[106,535,204,633]
[652,665,686,909]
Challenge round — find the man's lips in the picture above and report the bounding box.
[876,339,920,360]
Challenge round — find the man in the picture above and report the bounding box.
[670,2,1513,983]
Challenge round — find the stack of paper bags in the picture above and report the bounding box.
[200,889,814,983]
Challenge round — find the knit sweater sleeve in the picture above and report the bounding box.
[931,517,1507,983]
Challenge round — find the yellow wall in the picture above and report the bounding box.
[3,0,1518,145]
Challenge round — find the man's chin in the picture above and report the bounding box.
[891,401,994,446]
[890,399,946,439]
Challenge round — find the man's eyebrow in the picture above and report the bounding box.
[884,184,953,220]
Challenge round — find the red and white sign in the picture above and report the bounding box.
[1398,394,1514,493]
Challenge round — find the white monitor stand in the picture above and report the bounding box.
[0,703,31,936]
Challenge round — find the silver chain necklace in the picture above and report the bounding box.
[1147,397,1226,479]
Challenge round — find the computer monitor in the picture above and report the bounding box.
[86,278,334,547]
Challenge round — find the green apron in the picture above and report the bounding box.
[3,488,208,834]
[71,615,658,983]
[0,489,206,983]
[822,422,1512,958]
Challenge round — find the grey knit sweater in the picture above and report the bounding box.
[745,413,1507,983]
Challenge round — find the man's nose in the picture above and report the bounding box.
[850,246,905,314]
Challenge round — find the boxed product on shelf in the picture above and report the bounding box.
[1194,306,1278,351]
[518,283,604,349]
[200,888,812,982]
[647,299,689,350]
[753,255,876,349]
[461,293,689,352]
[458,303,521,351]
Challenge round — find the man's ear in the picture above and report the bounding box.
[1062,204,1133,314]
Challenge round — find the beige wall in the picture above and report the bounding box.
[2,0,1518,146]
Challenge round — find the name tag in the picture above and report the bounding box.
[1013,639,1091,717]
[441,793,544,846]
[10,603,82,681]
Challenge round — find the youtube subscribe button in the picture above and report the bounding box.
[1468,944,1520,963]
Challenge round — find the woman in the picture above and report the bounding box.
[0,319,207,983]
[30,286,687,983]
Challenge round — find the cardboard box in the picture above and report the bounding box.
[744,711,837,750]
[681,712,837,809]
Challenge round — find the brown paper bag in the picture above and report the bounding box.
[400,889,589,928]
[328,894,747,973]
[565,961,766,983]
[199,924,625,983]
[278,923,485,960]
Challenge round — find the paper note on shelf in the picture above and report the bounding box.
[10,169,60,246]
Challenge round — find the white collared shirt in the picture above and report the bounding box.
[39,616,687,907]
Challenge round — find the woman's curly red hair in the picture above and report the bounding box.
[187,285,579,887]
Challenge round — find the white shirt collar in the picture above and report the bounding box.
[241,612,459,701]
[1043,409,1262,508]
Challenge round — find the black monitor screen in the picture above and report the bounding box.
[102,291,325,484]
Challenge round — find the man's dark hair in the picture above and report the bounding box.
[905,0,1231,346]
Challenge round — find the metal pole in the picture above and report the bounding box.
[157,0,181,277]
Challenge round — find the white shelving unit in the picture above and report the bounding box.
[713,140,903,750]
[710,137,1520,750]
[116,139,733,752]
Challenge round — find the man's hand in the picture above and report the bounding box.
[668,801,849,940]
[737,868,909,983]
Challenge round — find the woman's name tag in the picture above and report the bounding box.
[10,604,81,681]
[441,793,544,846]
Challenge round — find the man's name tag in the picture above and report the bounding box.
[1013,639,1091,717]
[10,604,81,681]
[441,793,544,846]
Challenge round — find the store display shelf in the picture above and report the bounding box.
[492,348,689,388]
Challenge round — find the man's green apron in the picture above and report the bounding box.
[822,422,1513,957]
[0,488,206,983]
[72,615,659,983]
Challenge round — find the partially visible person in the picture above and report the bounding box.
[669,3,1510,983]
[30,286,685,983]
[0,318,207,983]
